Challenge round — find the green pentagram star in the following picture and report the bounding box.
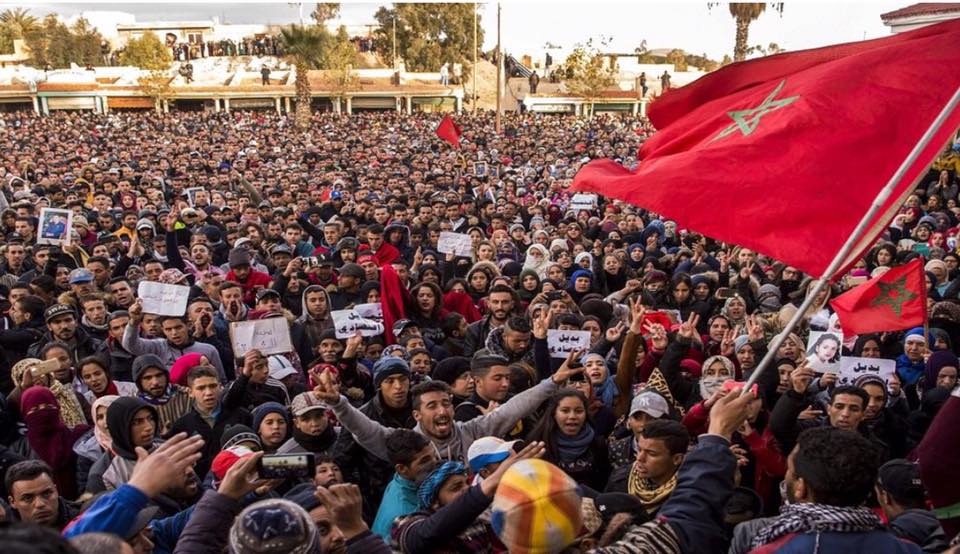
[711,79,800,142]
[870,275,918,317]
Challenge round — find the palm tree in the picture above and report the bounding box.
[0,7,39,38]
[280,25,326,129]
[715,3,783,62]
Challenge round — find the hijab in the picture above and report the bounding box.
[522,243,552,278]
[22,386,90,498]
[91,395,120,453]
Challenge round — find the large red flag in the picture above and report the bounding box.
[573,19,960,279]
[829,258,926,336]
[435,115,462,149]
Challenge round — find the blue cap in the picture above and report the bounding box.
[68,268,94,284]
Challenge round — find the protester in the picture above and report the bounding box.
[0,105,958,553]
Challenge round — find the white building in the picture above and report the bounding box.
[881,3,960,33]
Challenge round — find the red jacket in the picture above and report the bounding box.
[225,269,272,306]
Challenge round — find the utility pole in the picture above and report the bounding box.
[472,2,477,114]
[495,2,501,133]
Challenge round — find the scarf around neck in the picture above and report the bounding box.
[139,384,176,406]
[751,502,883,549]
[556,424,595,463]
[293,424,337,454]
[628,463,678,513]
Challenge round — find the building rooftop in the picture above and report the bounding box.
[880,3,960,21]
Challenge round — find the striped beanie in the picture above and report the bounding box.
[490,459,583,554]
[418,461,467,509]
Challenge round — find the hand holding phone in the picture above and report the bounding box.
[257,453,315,480]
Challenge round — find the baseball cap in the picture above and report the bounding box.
[268,355,298,381]
[877,459,926,505]
[629,390,669,418]
[270,244,293,256]
[256,288,281,302]
[338,263,364,278]
[290,392,327,417]
[392,319,416,339]
[68,268,94,284]
[468,437,522,473]
[44,304,75,323]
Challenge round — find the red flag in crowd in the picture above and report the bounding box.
[379,263,410,345]
[572,19,960,279]
[435,115,462,149]
[829,258,926,336]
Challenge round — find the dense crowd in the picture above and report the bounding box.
[0,107,958,554]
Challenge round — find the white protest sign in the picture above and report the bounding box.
[837,357,896,387]
[332,309,385,339]
[547,329,592,359]
[354,303,383,324]
[230,318,294,357]
[437,231,473,257]
[570,193,597,213]
[137,281,189,316]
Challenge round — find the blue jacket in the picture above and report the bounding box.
[372,472,420,541]
[62,484,150,538]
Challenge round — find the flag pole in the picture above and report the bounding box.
[742,83,960,395]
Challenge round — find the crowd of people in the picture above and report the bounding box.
[0,107,957,554]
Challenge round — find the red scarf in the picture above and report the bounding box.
[380,264,410,345]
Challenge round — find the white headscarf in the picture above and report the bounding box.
[523,244,552,278]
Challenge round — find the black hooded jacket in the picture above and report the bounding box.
[106,397,160,461]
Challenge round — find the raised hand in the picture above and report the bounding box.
[746,315,764,342]
[605,321,626,343]
[128,433,205,498]
[312,367,342,403]
[553,348,587,384]
[315,484,368,541]
[628,297,647,335]
[532,308,550,339]
[790,362,816,395]
[644,322,668,351]
[480,440,547,497]
[677,312,700,341]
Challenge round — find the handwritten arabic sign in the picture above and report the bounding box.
[332,309,385,339]
[570,193,598,213]
[137,282,189,316]
[354,303,383,324]
[230,318,294,357]
[437,232,473,257]
[837,357,896,387]
[547,329,592,359]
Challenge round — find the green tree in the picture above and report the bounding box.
[320,25,360,98]
[560,37,619,115]
[138,70,173,111]
[0,7,38,54]
[281,24,327,129]
[372,3,483,72]
[120,32,172,70]
[710,2,784,62]
[22,14,103,68]
[311,3,341,24]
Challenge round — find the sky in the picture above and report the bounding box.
[6,1,907,62]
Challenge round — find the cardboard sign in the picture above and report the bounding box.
[230,318,294,357]
[837,357,896,387]
[437,231,473,257]
[332,309,384,339]
[354,303,383,324]
[137,281,190,316]
[37,208,73,246]
[547,329,592,359]
[805,331,844,374]
[570,192,598,213]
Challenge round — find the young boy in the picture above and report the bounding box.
[372,430,438,541]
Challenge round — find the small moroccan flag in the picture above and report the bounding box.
[830,258,926,336]
[435,115,462,149]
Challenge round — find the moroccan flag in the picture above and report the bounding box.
[829,258,926,335]
[573,19,960,279]
[435,115,462,149]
